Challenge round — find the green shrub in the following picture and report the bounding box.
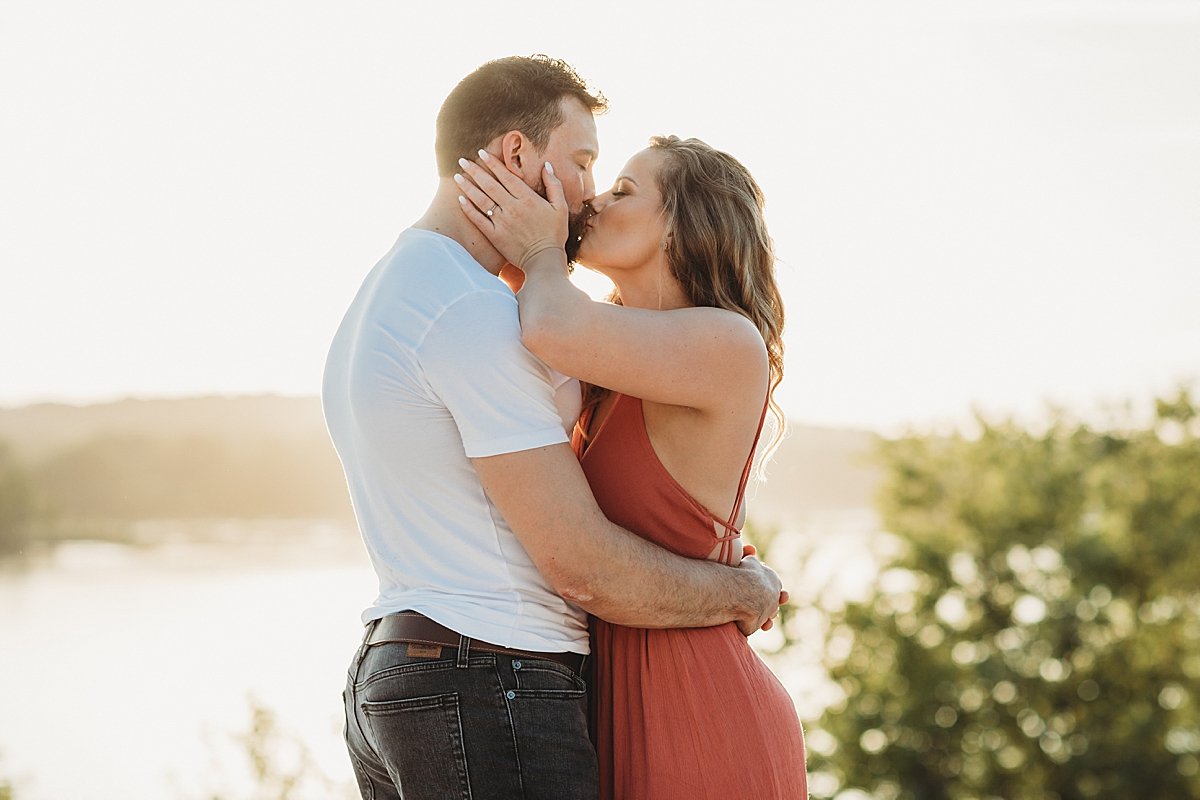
[805,389,1200,799]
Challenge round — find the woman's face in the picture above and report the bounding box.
[576,147,670,274]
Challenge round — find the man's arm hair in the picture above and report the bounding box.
[472,442,781,633]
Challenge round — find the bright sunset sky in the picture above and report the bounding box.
[2,0,1197,430]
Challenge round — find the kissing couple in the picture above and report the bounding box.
[324,54,807,799]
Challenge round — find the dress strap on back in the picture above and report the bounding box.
[576,390,771,567]
[708,395,771,565]
[724,395,772,531]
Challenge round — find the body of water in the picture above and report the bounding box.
[0,513,879,799]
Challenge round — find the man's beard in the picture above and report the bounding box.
[565,208,588,264]
[533,178,588,267]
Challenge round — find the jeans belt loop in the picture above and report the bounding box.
[456,635,472,669]
[354,619,379,675]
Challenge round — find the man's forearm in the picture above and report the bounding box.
[556,518,768,630]
[470,444,779,634]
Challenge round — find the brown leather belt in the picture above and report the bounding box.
[364,611,586,675]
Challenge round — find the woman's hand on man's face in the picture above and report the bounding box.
[456,150,569,271]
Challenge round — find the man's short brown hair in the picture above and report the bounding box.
[434,55,607,177]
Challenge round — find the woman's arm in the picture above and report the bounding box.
[517,254,767,410]
[457,156,767,410]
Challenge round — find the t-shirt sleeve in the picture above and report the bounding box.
[417,289,570,458]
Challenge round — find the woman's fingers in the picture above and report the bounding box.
[457,156,513,209]
[453,172,499,219]
[476,149,535,198]
[457,194,493,236]
[458,153,520,208]
[453,151,569,268]
[542,162,565,211]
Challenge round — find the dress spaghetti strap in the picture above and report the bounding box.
[714,396,771,564]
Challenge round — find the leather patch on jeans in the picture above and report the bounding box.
[407,643,444,658]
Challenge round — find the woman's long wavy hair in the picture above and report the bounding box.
[584,135,787,469]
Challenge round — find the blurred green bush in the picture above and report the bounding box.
[804,389,1200,800]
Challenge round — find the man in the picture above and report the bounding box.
[324,55,783,800]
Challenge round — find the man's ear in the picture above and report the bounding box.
[499,131,535,183]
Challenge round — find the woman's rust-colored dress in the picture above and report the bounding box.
[572,392,808,800]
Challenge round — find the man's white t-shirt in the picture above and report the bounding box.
[322,228,588,654]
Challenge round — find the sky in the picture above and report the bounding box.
[1,0,1197,431]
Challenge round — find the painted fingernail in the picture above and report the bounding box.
[544,162,554,175]
[477,149,491,160]
[458,157,470,169]
[453,173,465,184]
[457,195,467,204]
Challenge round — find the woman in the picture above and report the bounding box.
[457,136,806,799]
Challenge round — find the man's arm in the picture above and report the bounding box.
[472,442,782,635]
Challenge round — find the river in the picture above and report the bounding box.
[0,513,880,799]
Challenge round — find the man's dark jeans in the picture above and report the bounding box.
[343,634,599,800]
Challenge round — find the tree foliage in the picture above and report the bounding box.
[0,442,35,555]
[805,389,1200,799]
[34,434,351,521]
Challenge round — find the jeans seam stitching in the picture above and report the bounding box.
[362,692,459,715]
[451,697,473,800]
[513,662,588,695]
[516,660,578,680]
[357,701,386,764]
[509,689,587,699]
[350,753,375,800]
[497,660,526,799]
[357,654,495,690]
[346,683,379,765]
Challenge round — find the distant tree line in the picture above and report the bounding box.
[773,388,1200,799]
[0,443,37,554]
[0,432,353,554]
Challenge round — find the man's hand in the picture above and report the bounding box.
[739,543,789,634]
[734,552,787,636]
